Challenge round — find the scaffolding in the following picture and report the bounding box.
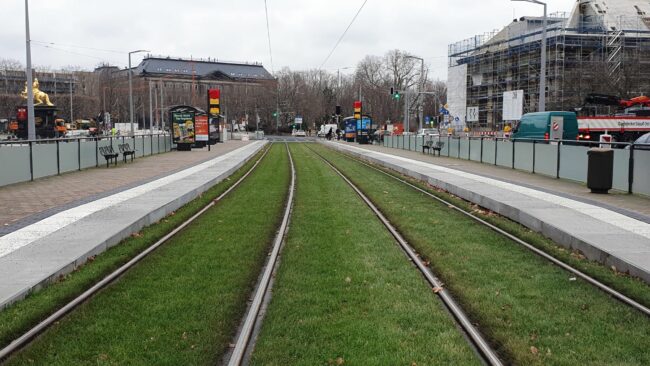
[448,9,650,129]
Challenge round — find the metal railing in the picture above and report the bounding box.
[382,135,650,196]
[0,133,171,187]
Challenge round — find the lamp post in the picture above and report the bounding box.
[406,55,425,130]
[128,50,149,136]
[24,0,35,140]
[337,67,351,127]
[512,0,547,112]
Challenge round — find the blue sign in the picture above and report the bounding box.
[425,116,431,123]
[440,108,450,115]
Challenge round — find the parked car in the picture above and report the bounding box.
[416,128,440,137]
[292,129,307,137]
[628,132,650,150]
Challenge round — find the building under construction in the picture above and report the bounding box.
[447,0,650,129]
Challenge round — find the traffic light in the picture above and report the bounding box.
[335,105,342,116]
[208,89,221,116]
[354,101,362,120]
[390,87,401,100]
[273,111,278,118]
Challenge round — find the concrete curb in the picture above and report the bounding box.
[0,141,267,310]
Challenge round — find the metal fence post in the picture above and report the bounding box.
[556,141,561,179]
[628,144,635,194]
[457,138,461,159]
[532,140,536,174]
[468,138,471,160]
[448,136,451,157]
[96,138,99,167]
[78,138,81,171]
[495,138,498,165]
[480,137,484,163]
[512,140,517,169]
[56,140,60,175]
[29,141,34,181]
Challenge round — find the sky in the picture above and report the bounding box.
[1,0,572,80]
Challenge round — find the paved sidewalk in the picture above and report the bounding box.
[0,141,266,309]
[337,141,650,221]
[0,141,251,235]
[325,141,650,282]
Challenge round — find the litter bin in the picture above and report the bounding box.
[587,148,614,194]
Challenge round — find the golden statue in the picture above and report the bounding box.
[20,78,54,106]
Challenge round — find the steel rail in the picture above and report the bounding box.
[334,147,650,317]
[227,143,296,366]
[0,144,273,362]
[307,145,504,366]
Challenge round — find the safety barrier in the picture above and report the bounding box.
[0,134,171,188]
[383,135,650,196]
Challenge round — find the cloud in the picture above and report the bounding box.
[1,0,573,80]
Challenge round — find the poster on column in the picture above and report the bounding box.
[195,115,209,141]
[171,111,195,144]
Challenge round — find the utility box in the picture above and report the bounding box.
[587,148,614,194]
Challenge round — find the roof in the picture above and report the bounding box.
[135,57,274,81]
[567,0,650,32]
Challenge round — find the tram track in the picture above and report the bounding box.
[226,143,296,366]
[324,145,650,318]
[305,144,504,366]
[0,144,273,362]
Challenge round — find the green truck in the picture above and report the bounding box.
[512,111,579,141]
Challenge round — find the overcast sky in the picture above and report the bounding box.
[2,0,572,80]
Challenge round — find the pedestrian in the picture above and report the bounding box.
[336,128,341,140]
[326,127,333,141]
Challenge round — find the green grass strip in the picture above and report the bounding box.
[0,146,268,351]
[331,146,650,309]
[4,144,290,365]
[250,144,479,366]
[314,144,650,366]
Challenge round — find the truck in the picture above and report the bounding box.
[511,112,579,141]
[578,94,650,142]
[318,124,338,138]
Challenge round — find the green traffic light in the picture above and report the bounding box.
[394,93,401,100]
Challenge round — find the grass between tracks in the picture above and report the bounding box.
[313,144,650,366]
[250,144,478,366]
[3,144,290,365]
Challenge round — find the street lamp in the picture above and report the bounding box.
[512,0,547,112]
[405,55,425,130]
[129,49,150,136]
[24,0,36,140]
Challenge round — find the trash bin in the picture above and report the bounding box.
[587,148,614,194]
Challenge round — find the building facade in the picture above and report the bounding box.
[447,0,650,130]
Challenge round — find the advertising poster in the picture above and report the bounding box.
[195,115,209,141]
[171,111,195,144]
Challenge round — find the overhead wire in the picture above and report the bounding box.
[319,0,369,70]
[31,43,108,61]
[264,0,275,75]
[31,40,126,54]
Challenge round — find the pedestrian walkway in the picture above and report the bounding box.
[0,141,266,309]
[325,141,650,283]
[0,141,251,235]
